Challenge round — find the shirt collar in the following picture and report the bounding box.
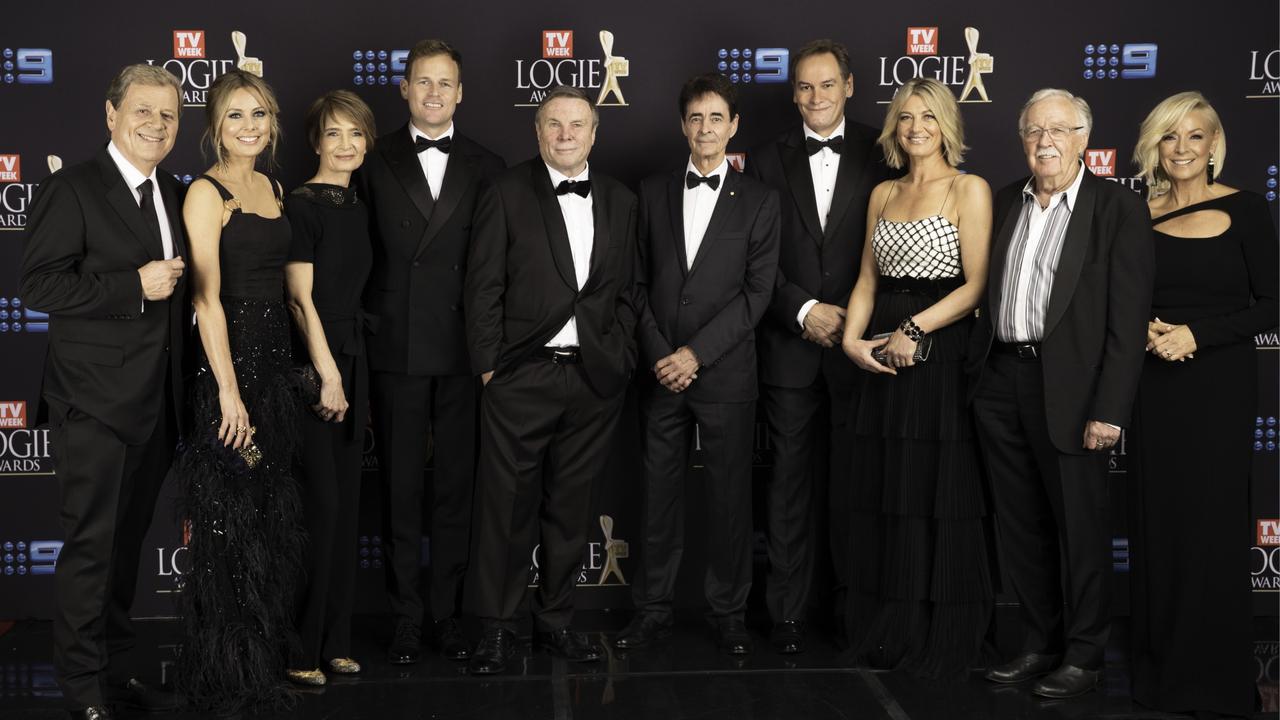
[1022,160,1086,210]
[685,157,729,186]
[107,141,158,194]
[803,118,846,142]
[546,161,590,186]
[409,121,454,142]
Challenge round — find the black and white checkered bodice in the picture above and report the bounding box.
[872,214,963,280]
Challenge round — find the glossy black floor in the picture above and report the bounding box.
[0,610,1274,720]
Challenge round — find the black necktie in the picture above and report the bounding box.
[685,171,721,191]
[136,179,164,254]
[556,179,591,198]
[805,135,845,156]
[414,135,452,154]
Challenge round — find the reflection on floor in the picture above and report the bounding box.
[0,610,1274,719]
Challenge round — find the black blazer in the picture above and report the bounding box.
[966,170,1154,454]
[635,167,780,402]
[747,122,887,391]
[359,124,505,376]
[20,149,187,445]
[465,159,638,399]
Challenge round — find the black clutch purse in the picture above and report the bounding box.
[870,332,933,365]
[292,364,322,406]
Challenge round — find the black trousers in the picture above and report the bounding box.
[49,388,173,710]
[972,353,1111,669]
[633,389,755,623]
[371,371,477,628]
[761,378,855,623]
[466,358,624,633]
[292,409,363,667]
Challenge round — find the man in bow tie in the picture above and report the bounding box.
[616,73,779,655]
[357,38,505,665]
[746,39,888,653]
[463,85,638,674]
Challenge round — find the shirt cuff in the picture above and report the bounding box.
[1103,422,1121,432]
[796,299,819,329]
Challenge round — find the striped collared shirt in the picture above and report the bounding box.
[996,163,1086,342]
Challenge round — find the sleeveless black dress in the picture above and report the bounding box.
[174,175,305,713]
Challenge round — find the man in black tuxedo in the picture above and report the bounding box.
[970,89,1152,699]
[616,73,778,655]
[20,64,187,720]
[358,38,505,664]
[746,39,886,653]
[464,85,637,674]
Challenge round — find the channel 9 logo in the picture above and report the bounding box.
[2,539,61,576]
[0,297,49,333]
[351,49,409,87]
[716,47,789,84]
[1082,42,1157,80]
[2,47,53,85]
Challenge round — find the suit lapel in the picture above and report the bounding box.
[1043,170,1097,337]
[531,162,578,290]
[584,180,611,289]
[822,133,864,243]
[414,136,474,260]
[159,177,186,258]
[781,130,823,246]
[98,153,162,261]
[986,184,1025,322]
[688,170,737,277]
[386,124,435,225]
[667,171,688,275]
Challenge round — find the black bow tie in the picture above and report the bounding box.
[414,135,452,154]
[555,179,591,198]
[805,135,844,156]
[685,171,721,191]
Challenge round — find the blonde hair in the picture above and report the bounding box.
[1133,91,1225,198]
[202,70,282,168]
[877,78,967,169]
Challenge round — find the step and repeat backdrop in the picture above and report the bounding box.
[1,2,1276,624]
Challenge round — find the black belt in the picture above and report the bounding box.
[993,341,1042,360]
[534,346,581,364]
[878,275,964,299]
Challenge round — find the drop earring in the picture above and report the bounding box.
[1207,154,1215,185]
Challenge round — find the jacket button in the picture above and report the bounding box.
[401,220,411,228]
[450,304,459,311]
[681,297,690,305]
[163,345,169,353]
[413,261,421,267]
[452,264,460,271]
[823,271,831,278]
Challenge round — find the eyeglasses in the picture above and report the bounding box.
[1020,125,1084,142]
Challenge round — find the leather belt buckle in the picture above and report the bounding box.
[1013,343,1040,360]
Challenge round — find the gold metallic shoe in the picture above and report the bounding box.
[327,657,362,674]
[286,668,327,686]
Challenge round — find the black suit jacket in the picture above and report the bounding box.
[635,167,780,402]
[465,159,638,399]
[20,149,187,445]
[747,122,887,390]
[967,169,1154,454]
[360,124,505,376]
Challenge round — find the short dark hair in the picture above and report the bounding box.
[790,39,852,84]
[106,64,183,117]
[405,39,462,81]
[679,73,738,119]
[535,85,599,128]
[305,90,377,152]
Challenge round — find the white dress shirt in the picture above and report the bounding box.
[409,121,452,201]
[682,158,728,270]
[544,162,593,348]
[107,141,174,260]
[796,119,846,327]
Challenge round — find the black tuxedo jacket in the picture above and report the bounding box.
[465,159,638,399]
[747,122,887,390]
[359,124,505,376]
[20,149,187,445]
[967,170,1154,454]
[635,167,780,402]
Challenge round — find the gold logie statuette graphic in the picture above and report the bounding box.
[959,26,993,103]
[231,31,263,77]
[597,514,628,585]
[47,155,62,174]
[596,30,628,107]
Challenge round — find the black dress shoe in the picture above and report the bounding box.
[387,620,422,665]
[107,678,182,711]
[534,627,603,662]
[468,627,518,674]
[984,652,1063,684]
[433,617,471,661]
[614,615,672,649]
[1031,664,1099,699]
[770,620,804,654]
[712,619,753,655]
[67,707,114,720]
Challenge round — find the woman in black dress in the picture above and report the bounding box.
[1129,91,1278,719]
[283,90,377,685]
[176,70,304,712]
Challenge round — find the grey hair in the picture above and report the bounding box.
[535,85,599,128]
[106,64,183,117]
[1018,88,1092,135]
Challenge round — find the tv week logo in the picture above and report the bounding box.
[907,27,938,56]
[1259,519,1280,546]
[173,31,205,59]
[0,401,26,429]
[1086,149,1116,177]
[0,155,19,183]
[543,30,573,59]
